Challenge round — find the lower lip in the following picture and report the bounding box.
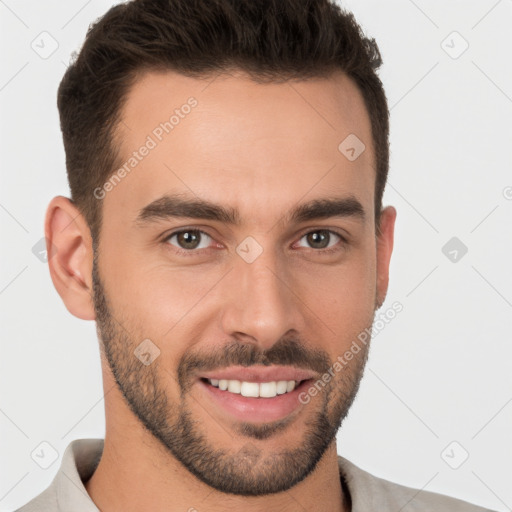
[197,379,311,423]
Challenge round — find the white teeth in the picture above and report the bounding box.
[208,378,299,397]
[276,381,288,394]
[259,381,277,397]
[227,380,241,393]
[241,381,259,397]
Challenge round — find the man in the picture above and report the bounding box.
[17,0,495,510]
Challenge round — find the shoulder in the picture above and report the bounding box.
[337,456,496,512]
[14,484,58,512]
[14,438,103,512]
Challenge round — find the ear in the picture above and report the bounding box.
[45,196,96,320]
[375,206,396,309]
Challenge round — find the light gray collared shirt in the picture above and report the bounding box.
[16,438,495,511]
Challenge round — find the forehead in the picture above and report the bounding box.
[105,69,375,228]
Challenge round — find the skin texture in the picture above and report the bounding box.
[46,69,396,512]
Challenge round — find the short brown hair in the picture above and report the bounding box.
[58,0,389,242]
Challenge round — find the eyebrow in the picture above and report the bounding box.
[135,193,366,227]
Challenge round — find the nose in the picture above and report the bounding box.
[219,245,306,351]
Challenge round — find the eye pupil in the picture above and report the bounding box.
[307,230,329,249]
[178,231,200,249]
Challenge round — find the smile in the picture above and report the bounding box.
[197,366,316,423]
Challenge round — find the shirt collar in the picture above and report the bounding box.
[54,438,102,512]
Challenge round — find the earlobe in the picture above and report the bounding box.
[45,196,96,320]
[375,206,397,309]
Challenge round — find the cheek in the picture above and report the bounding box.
[101,252,223,352]
[298,247,377,328]
[294,255,377,368]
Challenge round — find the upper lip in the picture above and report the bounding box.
[198,365,317,383]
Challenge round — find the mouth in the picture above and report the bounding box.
[196,366,316,424]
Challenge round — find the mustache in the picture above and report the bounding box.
[178,338,331,391]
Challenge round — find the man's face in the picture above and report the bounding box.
[92,69,392,495]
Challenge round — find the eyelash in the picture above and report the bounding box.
[162,228,348,257]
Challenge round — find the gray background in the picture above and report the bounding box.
[1,1,511,510]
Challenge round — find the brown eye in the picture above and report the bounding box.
[166,229,212,251]
[297,230,343,250]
